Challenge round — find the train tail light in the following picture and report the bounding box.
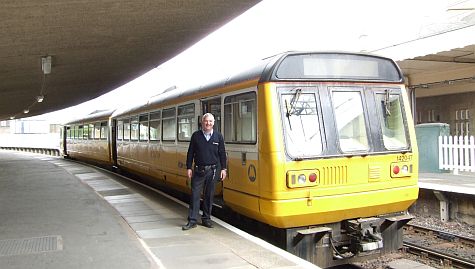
[390,162,412,178]
[287,169,319,188]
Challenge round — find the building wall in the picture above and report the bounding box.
[416,91,475,136]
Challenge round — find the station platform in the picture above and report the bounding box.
[0,150,318,269]
[419,172,475,195]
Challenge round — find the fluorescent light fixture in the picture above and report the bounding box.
[36,95,44,102]
[23,109,29,114]
[10,116,15,120]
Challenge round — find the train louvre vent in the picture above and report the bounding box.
[0,235,63,257]
[368,165,382,181]
[320,166,348,185]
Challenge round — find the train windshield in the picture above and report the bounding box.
[375,91,408,149]
[275,53,401,82]
[282,90,323,158]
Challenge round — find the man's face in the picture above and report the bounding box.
[201,115,214,133]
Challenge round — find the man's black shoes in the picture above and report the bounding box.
[182,222,197,230]
[202,220,213,228]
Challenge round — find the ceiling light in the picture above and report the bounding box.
[41,56,52,74]
[23,109,29,114]
[10,116,15,120]
[36,95,44,103]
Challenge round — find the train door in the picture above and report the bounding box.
[201,97,224,196]
[110,119,118,166]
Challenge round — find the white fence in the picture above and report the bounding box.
[439,136,475,174]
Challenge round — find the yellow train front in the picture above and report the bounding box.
[62,52,418,268]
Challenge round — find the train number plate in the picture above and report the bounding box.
[396,155,412,162]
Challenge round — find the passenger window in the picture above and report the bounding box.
[78,125,84,140]
[162,108,176,141]
[224,92,257,144]
[130,117,139,141]
[83,125,89,140]
[94,123,101,140]
[88,124,94,139]
[117,120,123,141]
[139,114,149,142]
[149,111,161,141]
[100,122,108,140]
[178,104,195,141]
[123,119,130,141]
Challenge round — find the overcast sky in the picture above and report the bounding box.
[40,0,474,123]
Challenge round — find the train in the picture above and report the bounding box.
[61,51,419,268]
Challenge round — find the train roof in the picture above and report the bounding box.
[112,51,403,119]
[64,109,115,125]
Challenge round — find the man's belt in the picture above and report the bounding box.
[194,164,216,170]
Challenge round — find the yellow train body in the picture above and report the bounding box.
[64,52,418,230]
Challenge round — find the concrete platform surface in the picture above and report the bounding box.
[0,150,319,269]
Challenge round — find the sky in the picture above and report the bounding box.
[39,0,474,123]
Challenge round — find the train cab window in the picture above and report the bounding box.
[331,90,369,152]
[94,123,101,140]
[130,117,139,141]
[139,114,149,142]
[280,91,323,157]
[162,108,176,141]
[224,92,257,144]
[375,91,408,150]
[117,120,124,141]
[178,104,195,141]
[149,111,161,141]
[88,124,94,139]
[123,119,130,141]
[78,125,84,140]
[100,122,108,140]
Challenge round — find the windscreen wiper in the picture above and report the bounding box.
[284,88,302,130]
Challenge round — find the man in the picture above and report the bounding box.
[182,113,227,230]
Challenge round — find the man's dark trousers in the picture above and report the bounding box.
[188,167,216,224]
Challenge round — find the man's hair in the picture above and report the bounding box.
[202,113,215,121]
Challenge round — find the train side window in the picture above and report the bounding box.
[139,114,149,142]
[162,108,176,141]
[73,125,78,139]
[117,120,123,141]
[178,104,195,141]
[130,116,139,141]
[88,124,94,139]
[331,91,369,152]
[224,92,257,144]
[149,111,161,141]
[100,122,108,140]
[83,124,89,140]
[94,123,101,140]
[66,126,71,139]
[78,125,84,140]
[123,119,130,141]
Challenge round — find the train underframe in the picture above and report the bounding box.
[284,213,413,268]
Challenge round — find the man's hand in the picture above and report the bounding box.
[187,169,193,179]
[220,169,227,181]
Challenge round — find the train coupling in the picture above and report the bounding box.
[344,217,384,252]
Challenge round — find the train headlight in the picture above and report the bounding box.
[286,169,319,188]
[390,162,412,178]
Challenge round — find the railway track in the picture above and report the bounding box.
[403,223,475,269]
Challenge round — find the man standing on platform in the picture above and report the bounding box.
[182,113,227,230]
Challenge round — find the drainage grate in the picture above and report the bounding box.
[0,235,63,256]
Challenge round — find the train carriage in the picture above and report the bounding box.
[62,51,419,267]
[62,110,114,166]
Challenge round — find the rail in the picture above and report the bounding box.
[0,146,60,156]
